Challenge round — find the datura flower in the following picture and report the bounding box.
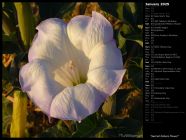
[19,11,126,121]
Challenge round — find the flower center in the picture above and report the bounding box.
[54,60,87,87]
[67,60,86,86]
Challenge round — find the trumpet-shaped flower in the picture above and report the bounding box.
[19,11,126,121]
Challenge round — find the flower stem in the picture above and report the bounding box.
[10,90,27,138]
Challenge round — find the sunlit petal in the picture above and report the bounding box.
[67,11,113,57]
[89,40,123,71]
[50,83,105,121]
[87,68,126,97]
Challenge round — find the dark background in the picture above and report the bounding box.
[143,0,185,139]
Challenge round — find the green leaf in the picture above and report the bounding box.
[117,24,133,53]
[105,118,142,138]
[117,29,126,50]
[126,3,137,15]
[123,3,137,25]
[2,10,15,36]
[133,40,143,47]
[10,91,28,138]
[3,32,17,42]
[120,24,143,48]
[116,2,124,20]
[94,119,112,138]
[72,114,112,138]
[100,2,141,27]
[120,24,133,36]
[14,2,35,49]
[128,62,143,89]
[72,114,96,137]
[136,127,143,138]
[116,2,143,50]
[35,120,71,137]
[2,2,5,8]
[116,2,137,25]
[125,41,143,59]
[138,24,143,30]
[2,96,13,136]
[140,58,143,70]
[125,34,143,47]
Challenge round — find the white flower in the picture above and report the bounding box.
[19,11,126,121]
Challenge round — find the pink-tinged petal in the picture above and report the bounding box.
[50,83,105,121]
[67,11,113,57]
[19,59,63,116]
[89,40,123,71]
[87,68,126,97]
[28,18,74,67]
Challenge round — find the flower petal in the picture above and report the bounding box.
[19,59,63,115]
[28,18,74,67]
[67,15,91,51]
[87,68,126,97]
[50,83,105,121]
[83,11,113,56]
[28,18,90,82]
[89,40,123,71]
[67,11,113,57]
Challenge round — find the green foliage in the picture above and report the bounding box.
[128,58,143,89]
[2,10,15,36]
[35,120,71,137]
[105,118,142,138]
[2,96,13,137]
[72,113,112,138]
[10,91,28,137]
[14,2,35,49]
